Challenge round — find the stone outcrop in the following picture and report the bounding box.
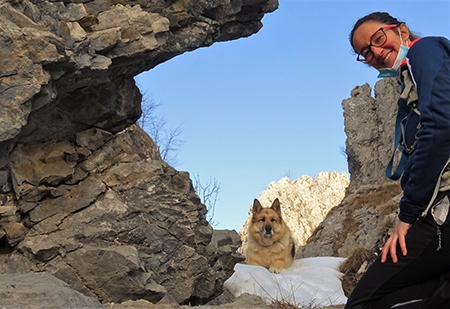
[0,271,273,309]
[296,182,402,259]
[297,78,403,295]
[299,78,401,257]
[1,124,244,304]
[239,172,349,251]
[0,0,277,306]
[0,0,277,146]
[342,78,400,193]
[0,273,103,308]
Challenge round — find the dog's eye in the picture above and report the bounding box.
[260,218,266,222]
[271,218,276,222]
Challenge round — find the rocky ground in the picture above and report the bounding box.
[107,296,346,309]
[0,271,345,309]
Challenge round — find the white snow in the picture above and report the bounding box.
[224,257,347,308]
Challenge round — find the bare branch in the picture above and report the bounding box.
[193,174,221,226]
[137,92,184,166]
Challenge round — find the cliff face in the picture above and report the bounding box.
[0,0,277,305]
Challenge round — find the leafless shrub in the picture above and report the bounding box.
[137,91,184,166]
[137,91,222,226]
[193,174,220,227]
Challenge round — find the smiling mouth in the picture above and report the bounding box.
[382,51,392,64]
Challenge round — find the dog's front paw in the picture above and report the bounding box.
[269,266,282,274]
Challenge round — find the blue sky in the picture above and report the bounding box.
[135,0,450,232]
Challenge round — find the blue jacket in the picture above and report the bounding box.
[399,36,450,224]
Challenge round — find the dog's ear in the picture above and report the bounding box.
[252,198,263,214]
[271,198,281,215]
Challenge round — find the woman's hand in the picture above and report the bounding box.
[381,220,412,263]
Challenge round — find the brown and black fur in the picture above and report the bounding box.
[244,198,295,273]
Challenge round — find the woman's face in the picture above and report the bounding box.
[353,21,408,70]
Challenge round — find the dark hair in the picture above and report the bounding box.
[350,12,420,52]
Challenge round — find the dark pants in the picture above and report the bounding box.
[345,193,450,309]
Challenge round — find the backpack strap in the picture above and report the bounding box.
[385,98,410,180]
[420,158,450,221]
[385,68,420,180]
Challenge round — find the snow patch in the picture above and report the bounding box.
[224,257,347,307]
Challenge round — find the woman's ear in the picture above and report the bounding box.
[399,23,411,45]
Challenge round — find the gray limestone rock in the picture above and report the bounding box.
[298,79,404,290]
[0,0,273,305]
[0,272,103,309]
[342,78,400,192]
[1,125,244,304]
[0,0,278,145]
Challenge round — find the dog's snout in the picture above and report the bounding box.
[265,225,272,234]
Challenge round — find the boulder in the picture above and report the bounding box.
[0,272,103,308]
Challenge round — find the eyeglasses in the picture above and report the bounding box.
[357,24,399,63]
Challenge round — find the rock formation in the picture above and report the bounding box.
[0,0,277,305]
[0,273,103,308]
[239,172,349,250]
[297,78,403,296]
[298,78,401,257]
[342,78,400,193]
[0,0,407,304]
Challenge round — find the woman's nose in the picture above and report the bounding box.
[371,46,385,59]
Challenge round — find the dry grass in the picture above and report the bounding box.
[270,300,345,309]
[383,215,396,230]
[270,300,301,309]
[330,182,401,256]
[350,182,402,212]
[259,275,345,309]
[341,215,360,234]
[376,197,401,215]
[339,247,373,297]
[340,247,371,274]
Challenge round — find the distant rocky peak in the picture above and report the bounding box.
[239,171,350,250]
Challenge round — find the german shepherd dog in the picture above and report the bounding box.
[244,198,295,273]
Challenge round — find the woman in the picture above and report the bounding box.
[346,12,450,309]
